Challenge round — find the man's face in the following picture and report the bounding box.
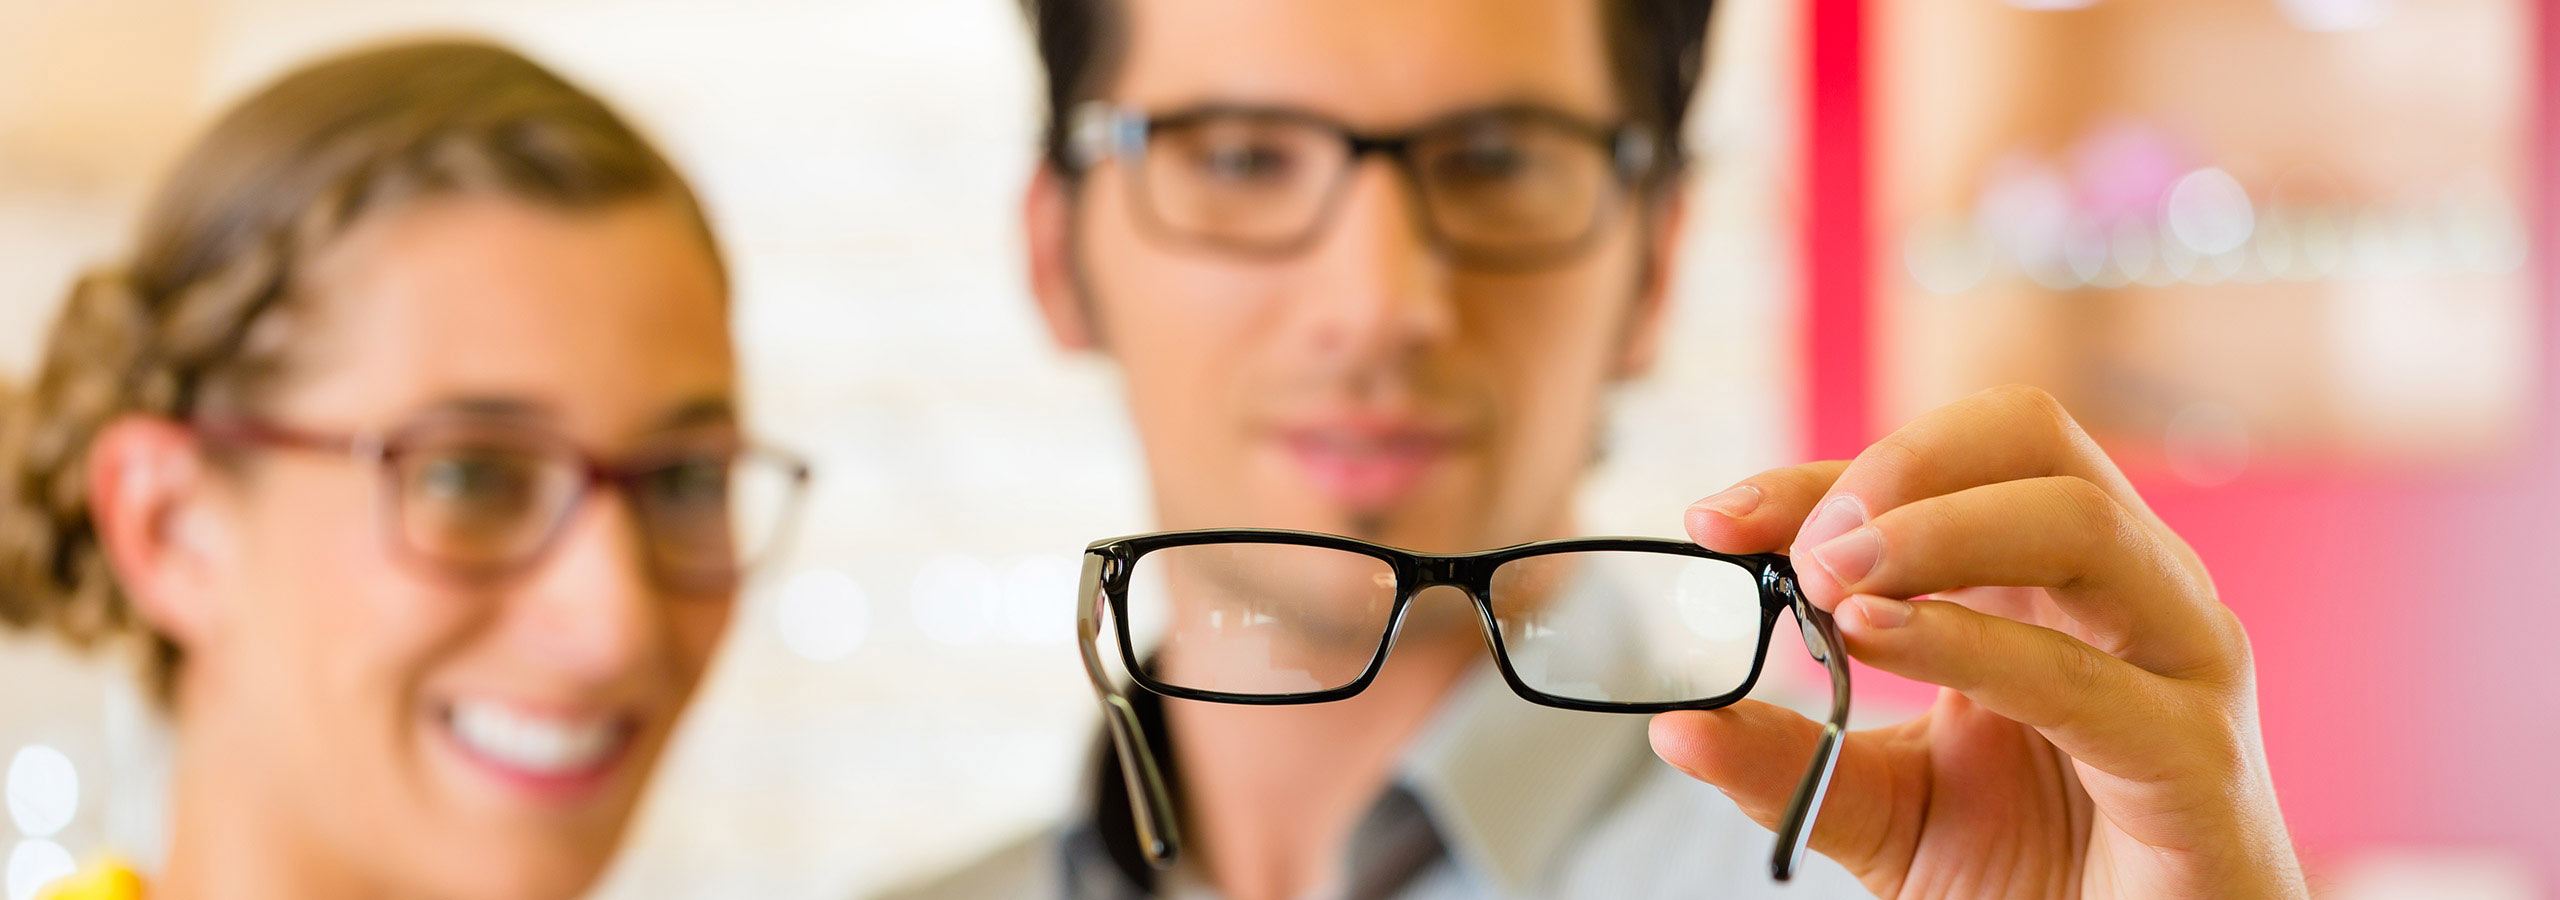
[1034,0,1679,555]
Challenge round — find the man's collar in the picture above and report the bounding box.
[1067,568,1663,897]
[1393,660,1655,894]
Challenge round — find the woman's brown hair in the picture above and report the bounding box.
[0,37,721,698]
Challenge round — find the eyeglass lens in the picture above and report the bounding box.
[1133,110,1620,259]
[385,421,800,589]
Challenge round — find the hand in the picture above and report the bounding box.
[1653,385,2306,899]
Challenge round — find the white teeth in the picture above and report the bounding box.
[447,701,622,775]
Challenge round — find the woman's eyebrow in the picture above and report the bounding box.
[655,396,737,430]
[419,395,557,422]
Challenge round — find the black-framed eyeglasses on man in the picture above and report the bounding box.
[1074,528,1851,883]
[1067,102,1667,270]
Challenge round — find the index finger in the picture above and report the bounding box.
[1792,385,2182,581]
[1790,385,2210,634]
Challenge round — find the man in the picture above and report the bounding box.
[891,1,2305,898]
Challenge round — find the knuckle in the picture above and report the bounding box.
[2163,683,2252,782]
[2040,476,2132,580]
[1984,383,2086,466]
[2047,475,2123,535]
[1862,433,1936,492]
[1941,607,2003,694]
[1988,382,2070,426]
[2050,636,2111,698]
[2202,604,2259,679]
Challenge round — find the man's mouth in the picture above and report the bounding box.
[1274,422,1464,512]
[437,698,639,801]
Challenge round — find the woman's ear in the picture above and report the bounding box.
[87,416,228,651]
[1025,163,1101,352]
[1615,188,1690,381]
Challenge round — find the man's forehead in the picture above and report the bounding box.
[1111,0,1621,128]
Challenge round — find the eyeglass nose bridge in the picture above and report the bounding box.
[1400,553,1490,596]
[1308,134,1454,261]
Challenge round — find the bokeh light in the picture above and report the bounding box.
[3,839,74,900]
[3,746,75,839]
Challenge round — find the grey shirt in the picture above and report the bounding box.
[875,662,1868,900]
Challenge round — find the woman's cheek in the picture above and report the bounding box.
[672,600,735,684]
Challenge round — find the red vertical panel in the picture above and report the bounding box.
[1802,0,1870,461]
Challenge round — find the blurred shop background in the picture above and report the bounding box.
[0,1,2549,899]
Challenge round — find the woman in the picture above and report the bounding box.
[0,39,805,899]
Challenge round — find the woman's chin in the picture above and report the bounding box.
[397,699,659,896]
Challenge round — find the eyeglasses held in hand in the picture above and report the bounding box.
[1067,102,1664,269]
[193,416,811,594]
[1075,528,1850,883]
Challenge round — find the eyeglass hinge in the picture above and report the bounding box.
[1614,126,1659,179]
[1762,565,1797,600]
[1068,102,1143,171]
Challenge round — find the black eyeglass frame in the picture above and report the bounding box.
[1076,527,1850,883]
[190,417,815,593]
[1065,101,1666,270]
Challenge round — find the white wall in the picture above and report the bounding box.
[0,2,1804,896]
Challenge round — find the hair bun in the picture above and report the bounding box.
[0,268,151,646]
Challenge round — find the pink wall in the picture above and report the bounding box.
[1802,0,2560,882]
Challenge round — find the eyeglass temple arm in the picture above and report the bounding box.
[1077,552,1183,869]
[1769,597,1852,882]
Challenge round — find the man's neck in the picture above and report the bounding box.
[1162,618,1482,900]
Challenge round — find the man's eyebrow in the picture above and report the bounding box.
[1151,97,1614,134]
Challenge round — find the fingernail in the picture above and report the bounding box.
[1797,495,1869,550]
[1810,525,1883,589]
[1791,496,1869,610]
[1848,595,1912,629]
[1689,484,1762,519]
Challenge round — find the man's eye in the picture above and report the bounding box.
[1438,143,1535,183]
[1194,142,1295,182]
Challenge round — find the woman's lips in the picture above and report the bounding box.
[1275,427,1460,510]
[436,699,640,804]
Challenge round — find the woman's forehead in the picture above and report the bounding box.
[278,192,734,443]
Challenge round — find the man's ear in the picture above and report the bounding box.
[1025,163,1101,352]
[87,416,226,652]
[1614,187,1690,380]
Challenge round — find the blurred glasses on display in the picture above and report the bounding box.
[193,416,812,594]
[1067,102,1664,269]
[1075,529,1850,882]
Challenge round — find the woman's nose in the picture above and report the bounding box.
[504,491,670,685]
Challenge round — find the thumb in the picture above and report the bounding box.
[1649,700,1909,883]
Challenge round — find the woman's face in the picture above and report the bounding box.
[185,192,736,898]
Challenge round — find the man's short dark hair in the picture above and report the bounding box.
[1018,0,1717,196]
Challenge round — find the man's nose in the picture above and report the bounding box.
[504,490,669,685]
[1292,158,1460,364]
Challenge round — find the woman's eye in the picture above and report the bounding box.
[417,454,538,514]
[647,459,731,509]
